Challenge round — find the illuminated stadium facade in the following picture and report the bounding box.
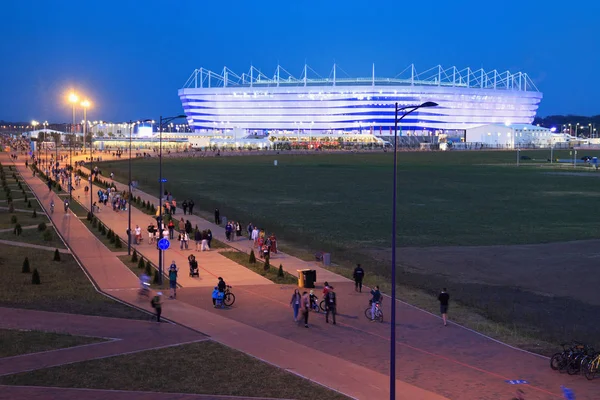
[178,64,542,135]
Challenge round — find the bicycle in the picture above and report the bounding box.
[50,202,54,214]
[550,341,586,373]
[364,301,384,322]
[223,285,235,307]
[584,352,600,380]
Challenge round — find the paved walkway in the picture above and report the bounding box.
[8,154,600,399]
[0,307,205,376]
[0,239,70,253]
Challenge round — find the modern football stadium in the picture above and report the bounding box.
[178,64,543,135]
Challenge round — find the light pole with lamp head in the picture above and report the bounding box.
[68,93,79,201]
[127,119,152,256]
[390,101,437,400]
[32,121,39,161]
[80,99,91,215]
[157,115,187,285]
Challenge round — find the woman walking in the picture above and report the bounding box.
[290,289,301,322]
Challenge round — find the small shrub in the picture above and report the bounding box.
[27,200,32,208]
[107,229,114,240]
[10,215,17,224]
[32,209,37,218]
[8,203,14,213]
[150,204,156,214]
[43,230,53,242]
[38,222,47,231]
[144,261,152,276]
[249,249,256,264]
[142,200,147,209]
[22,257,30,273]
[53,249,61,261]
[138,257,145,269]
[263,256,270,271]
[278,264,284,278]
[92,217,97,227]
[153,269,160,284]
[100,224,106,235]
[87,212,92,221]
[13,223,22,236]
[31,269,41,285]
[24,194,28,202]
[114,235,122,248]
[57,184,62,191]
[131,250,138,262]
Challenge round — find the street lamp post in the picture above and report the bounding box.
[127,119,152,256]
[390,101,437,400]
[80,99,91,215]
[157,114,187,285]
[32,121,39,161]
[68,93,79,201]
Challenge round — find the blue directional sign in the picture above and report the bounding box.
[158,238,170,250]
[505,380,528,385]
[160,178,167,182]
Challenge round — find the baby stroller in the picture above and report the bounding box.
[189,258,199,277]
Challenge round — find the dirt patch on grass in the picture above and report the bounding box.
[365,240,600,347]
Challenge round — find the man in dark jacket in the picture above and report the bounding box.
[325,286,337,325]
[353,264,365,292]
[214,208,220,224]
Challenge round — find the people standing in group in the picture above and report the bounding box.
[182,200,188,215]
[168,261,178,299]
[201,230,210,251]
[301,291,310,328]
[151,292,162,322]
[171,199,176,215]
[162,226,169,241]
[214,208,220,224]
[290,289,301,322]
[178,218,185,232]
[247,223,253,240]
[188,199,194,214]
[324,286,337,325]
[438,288,450,327]
[251,226,259,247]
[353,264,365,293]
[207,229,213,248]
[185,220,192,235]
[134,225,142,245]
[148,224,156,244]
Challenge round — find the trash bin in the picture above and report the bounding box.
[297,269,307,288]
[322,253,331,266]
[302,269,316,288]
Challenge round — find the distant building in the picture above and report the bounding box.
[465,124,559,148]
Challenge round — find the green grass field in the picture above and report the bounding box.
[99,150,600,249]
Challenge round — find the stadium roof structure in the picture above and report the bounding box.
[182,64,539,92]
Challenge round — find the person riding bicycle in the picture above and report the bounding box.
[63,198,70,213]
[49,200,55,213]
[139,273,151,296]
[370,285,382,321]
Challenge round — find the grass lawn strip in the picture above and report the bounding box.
[0,340,350,400]
[219,249,297,284]
[0,211,49,230]
[0,225,65,249]
[0,245,148,320]
[0,329,106,358]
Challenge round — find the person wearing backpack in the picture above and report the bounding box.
[324,286,337,325]
[353,264,365,292]
[151,292,162,322]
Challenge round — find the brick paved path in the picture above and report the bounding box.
[0,307,206,377]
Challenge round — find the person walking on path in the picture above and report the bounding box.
[171,199,176,215]
[151,292,163,322]
[247,222,253,240]
[324,286,337,324]
[169,261,178,299]
[182,200,188,215]
[214,208,220,224]
[178,218,185,232]
[353,264,365,292]
[188,199,195,215]
[301,291,310,328]
[201,230,210,251]
[194,229,201,251]
[290,289,301,322]
[168,220,175,239]
[438,288,450,326]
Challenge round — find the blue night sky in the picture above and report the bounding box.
[1,0,598,123]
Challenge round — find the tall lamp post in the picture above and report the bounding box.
[68,93,79,201]
[390,101,437,400]
[157,114,187,284]
[127,119,152,256]
[31,121,39,161]
[80,99,91,215]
